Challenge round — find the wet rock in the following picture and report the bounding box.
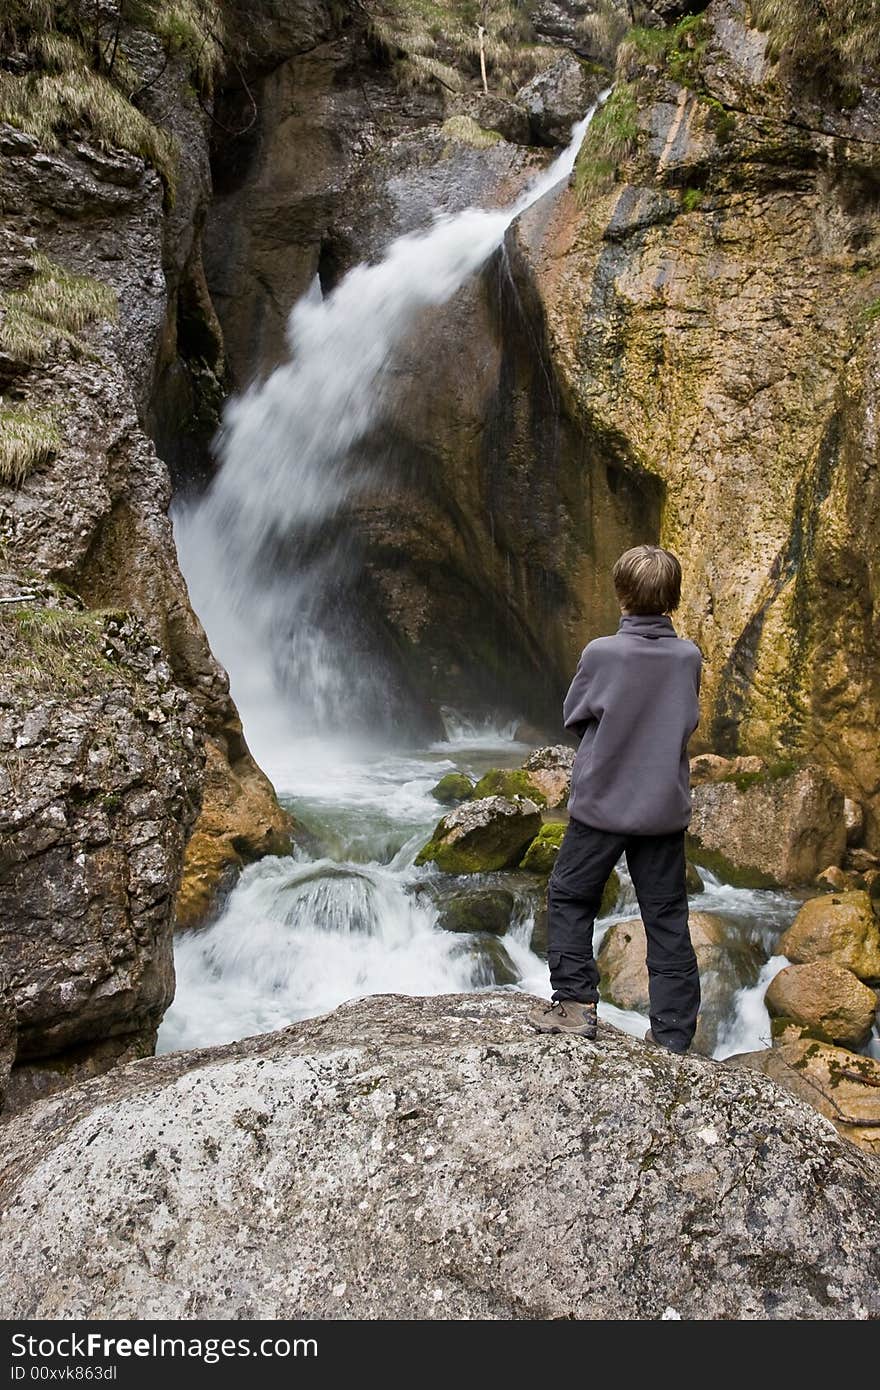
[778,892,880,982]
[597,911,762,1054]
[688,767,846,887]
[520,821,567,873]
[816,865,849,892]
[685,860,704,895]
[415,796,543,874]
[176,742,294,930]
[453,936,519,987]
[516,54,601,146]
[520,744,575,809]
[765,961,877,1050]
[730,1040,880,1156]
[0,971,16,1111]
[430,772,476,804]
[470,767,548,807]
[845,798,865,847]
[436,889,516,936]
[1,992,879,1318]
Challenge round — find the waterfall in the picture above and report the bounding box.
[174,99,608,772]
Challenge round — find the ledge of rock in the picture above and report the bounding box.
[1,993,879,1320]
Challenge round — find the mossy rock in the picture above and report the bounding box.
[430,772,474,804]
[436,889,516,936]
[519,822,566,874]
[414,796,543,875]
[470,767,547,807]
[454,935,519,987]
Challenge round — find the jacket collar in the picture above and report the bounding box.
[617,613,677,639]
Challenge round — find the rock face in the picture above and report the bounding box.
[509,0,880,849]
[415,796,543,874]
[0,13,290,1089]
[0,612,201,1066]
[0,971,16,1110]
[765,961,877,1050]
[597,911,761,1054]
[521,744,575,809]
[732,1040,880,1156]
[687,767,846,887]
[778,892,880,981]
[1,993,879,1319]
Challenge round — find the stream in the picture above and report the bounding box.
[157,102,804,1061]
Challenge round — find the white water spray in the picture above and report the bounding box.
[176,100,608,755]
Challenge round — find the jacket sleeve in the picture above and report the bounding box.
[562,645,597,740]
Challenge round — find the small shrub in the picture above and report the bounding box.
[574,81,640,200]
[0,406,61,486]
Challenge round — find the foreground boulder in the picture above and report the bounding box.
[597,912,762,1055]
[415,796,542,874]
[779,892,880,981]
[688,766,845,887]
[0,993,878,1319]
[731,1040,880,1156]
[765,960,877,1049]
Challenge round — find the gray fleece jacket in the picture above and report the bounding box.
[563,613,702,836]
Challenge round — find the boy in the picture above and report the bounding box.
[528,545,702,1053]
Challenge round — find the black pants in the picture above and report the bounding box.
[547,817,699,1054]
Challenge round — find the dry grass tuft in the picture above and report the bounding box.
[0,254,117,365]
[0,406,61,487]
[440,113,502,146]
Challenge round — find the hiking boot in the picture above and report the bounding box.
[644,1028,688,1056]
[528,999,597,1040]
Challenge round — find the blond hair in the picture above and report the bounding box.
[612,545,682,615]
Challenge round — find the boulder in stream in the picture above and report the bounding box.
[778,891,880,981]
[415,796,543,874]
[765,960,877,1049]
[430,772,476,804]
[730,1040,880,1156]
[516,54,601,146]
[435,888,516,935]
[519,821,566,873]
[1,993,879,1318]
[597,911,762,1055]
[520,744,575,809]
[470,767,547,807]
[688,765,846,888]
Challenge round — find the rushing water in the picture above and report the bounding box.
[160,102,803,1059]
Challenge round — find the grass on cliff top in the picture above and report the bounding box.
[0,2,226,193]
[750,0,880,74]
[366,0,560,97]
[0,406,61,486]
[0,253,117,366]
[574,81,640,200]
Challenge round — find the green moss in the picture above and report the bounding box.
[519,821,566,874]
[680,186,704,213]
[470,767,546,807]
[0,406,61,485]
[717,758,799,792]
[617,13,708,88]
[430,771,475,804]
[599,869,621,917]
[685,835,780,890]
[574,81,640,201]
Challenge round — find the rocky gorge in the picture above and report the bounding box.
[1,0,880,1321]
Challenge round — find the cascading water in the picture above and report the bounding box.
[161,99,802,1056]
